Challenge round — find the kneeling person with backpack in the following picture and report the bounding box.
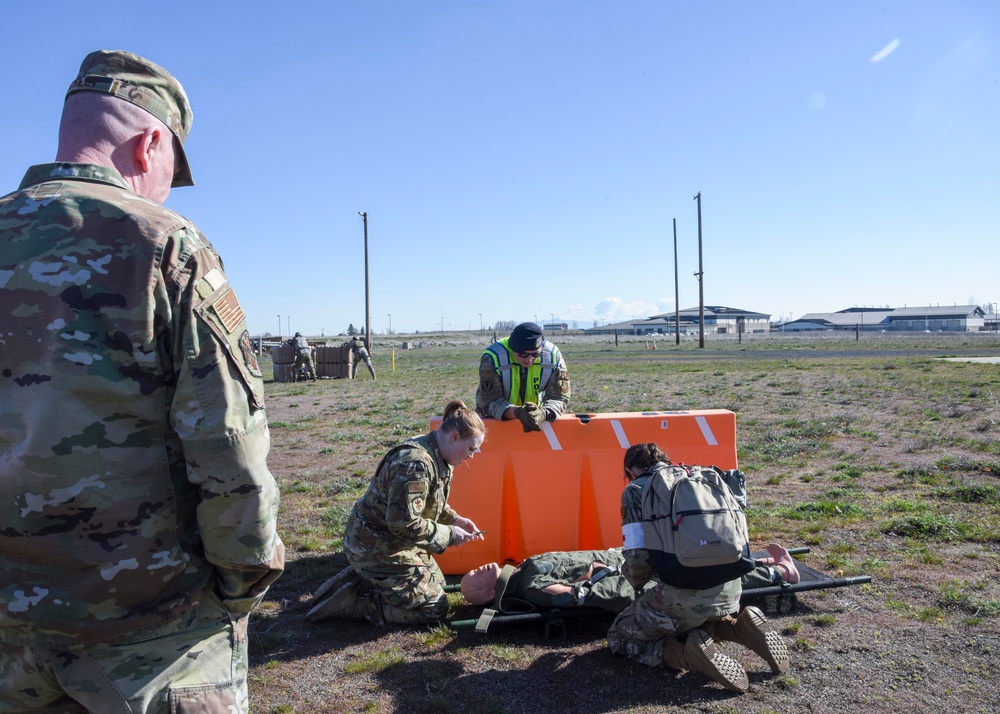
[607,443,790,693]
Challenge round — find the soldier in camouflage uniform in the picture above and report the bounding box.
[461,549,654,613]
[306,400,485,625]
[476,322,570,432]
[607,444,789,693]
[0,50,284,713]
[349,335,376,379]
[290,332,317,381]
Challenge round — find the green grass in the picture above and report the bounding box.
[250,332,1000,711]
[879,514,977,541]
[343,648,406,674]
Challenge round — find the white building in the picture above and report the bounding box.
[585,306,771,336]
[783,305,986,332]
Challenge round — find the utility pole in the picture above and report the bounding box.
[359,212,371,350]
[672,217,680,345]
[693,192,705,348]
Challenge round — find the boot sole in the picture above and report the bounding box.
[686,630,749,693]
[305,581,360,623]
[742,607,790,674]
[309,567,361,603]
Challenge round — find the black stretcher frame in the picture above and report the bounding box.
[446,547,872,633]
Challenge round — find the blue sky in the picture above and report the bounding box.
[3,1,997,335]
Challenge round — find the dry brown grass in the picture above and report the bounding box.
[250,332,1000,714]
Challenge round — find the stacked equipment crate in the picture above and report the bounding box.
[315,343,354,379]
[270,341,354,381]
[270,342,297,383]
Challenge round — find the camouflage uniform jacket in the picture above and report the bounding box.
[619,464,740,614]
[505,549,649,613]
[344,433,458,565]
[475,339,570,419]
[0,163,284,648]
[351,337,370,359]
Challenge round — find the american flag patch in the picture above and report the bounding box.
[211,288,245,334]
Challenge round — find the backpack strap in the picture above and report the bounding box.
[474,608,497,633]
[475,564,533,633]
[572,564,621,605]
[588,565,618,586]
[495,564,535,614]
[493,564,517,610]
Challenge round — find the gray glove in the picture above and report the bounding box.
[543,405,559,422]
[514,402,545,432]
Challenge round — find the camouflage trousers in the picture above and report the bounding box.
[351,550,448,624]
[0,592,248,714]
[294,352,316,380]
[606,581,740,669]
[351,354,376,380]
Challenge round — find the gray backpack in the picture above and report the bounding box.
[640,464,755,590]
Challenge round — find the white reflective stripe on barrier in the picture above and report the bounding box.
[541,421,562,450]
[695,415,719,446]
[610,419,630,448]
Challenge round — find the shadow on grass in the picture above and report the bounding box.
[248,552,369,662]
[373,646,759,714]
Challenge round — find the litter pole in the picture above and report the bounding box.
[740,575,873,600]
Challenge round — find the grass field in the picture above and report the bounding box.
[250,332,1000,714]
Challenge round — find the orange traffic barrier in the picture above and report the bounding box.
[433,410,737,574]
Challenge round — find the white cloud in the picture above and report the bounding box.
[581,297,676,323]
[871,38,900,63]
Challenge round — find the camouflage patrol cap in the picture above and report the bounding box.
[66,50,194,188]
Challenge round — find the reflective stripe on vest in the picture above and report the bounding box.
[483,338,558,406]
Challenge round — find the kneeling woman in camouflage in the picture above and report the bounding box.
[307,400,486,625]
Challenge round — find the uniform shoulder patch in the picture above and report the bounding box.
[239,330,262,377]
[407,480,427,494]
[210,288,246,334]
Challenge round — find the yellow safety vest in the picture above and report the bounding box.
[483,338,559,406]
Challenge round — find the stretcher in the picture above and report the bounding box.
[447,547,872,636]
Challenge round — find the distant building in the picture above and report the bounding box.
[543,322,569,331]
[783,305,986,332]
[584,306,770,336]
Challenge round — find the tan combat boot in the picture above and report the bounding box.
[308,581,382,624]
[664,629,749,693]
[338,587,382,624]
[305,567,363,623]
[712,606,789,674]
[309,567,362,605]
